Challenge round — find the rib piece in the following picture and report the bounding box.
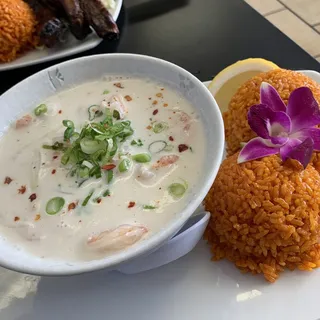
[40,0,91,40]
[79,0,119,40]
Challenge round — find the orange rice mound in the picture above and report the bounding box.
[224,69,320,156]
[0,0,39,63]
[205,153,320,283]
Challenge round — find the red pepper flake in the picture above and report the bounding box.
[148,97,152,100]
[52,169,56,175]
[34,214,41,221]
[29,193,37,202]
[161,88,165,91]
[68,202,77,211]
[124,95,132,101]
[178,144,189,153]
[128,201,136,208]
[152,100,158,105]
[169,136,174,141]
[79,220,82,223]
[97,198,102,204]
[53,155,58,160]
[146,125,152,130]
[14,216,20,222]
[4,177,12,184]
[58,110,62,114]
[156,93,163,98]
[153,109,159,116]
[114,83,124,89]
[18,185,26,194]
[163,103,168,107]
[101,164,116,170]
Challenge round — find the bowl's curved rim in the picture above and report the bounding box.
[0,53,225,276]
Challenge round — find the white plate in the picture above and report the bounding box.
[0,0,122,72]
[0,72,320,320]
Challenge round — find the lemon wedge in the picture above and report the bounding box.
[208,58,279,113]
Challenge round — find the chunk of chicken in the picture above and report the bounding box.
[16,115,32,129]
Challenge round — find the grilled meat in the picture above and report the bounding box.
[79,0,119,40]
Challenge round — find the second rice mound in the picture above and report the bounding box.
[204,152,320,283]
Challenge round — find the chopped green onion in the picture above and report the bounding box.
[82,160,94,169]
[153,122,168,134]
[34,104,47,116]
[61,153,70,165]
[131,139,143,146]
[119,158,132,173]
[42,142,65,151]
[80,137,106,155]
[168,183,187,199]
[62,120,74,128]
[103,189,110,197]
[82,190,94,206]
[64,127,74,141]
[88,105,103,121]
[148,140,167,153]
[79,166,90,178]
[113,110,120,120]
[143,205,156,210]
[132,153,151,163]
[107,170,114,183]
[46,197,65,215]
[103,90,110,95]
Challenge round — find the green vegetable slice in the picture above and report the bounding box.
[132,153,151,163]
[46,197,65,215]
[168,183,187,199]
[143,205,156,210]
[88,105,103,121]
[34,104,47,116]
[82,190,94,206]
[119,158,132,173]
[153,122,168,134]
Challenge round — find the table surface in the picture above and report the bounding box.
[1,1,320,320]
[1,0,320,95]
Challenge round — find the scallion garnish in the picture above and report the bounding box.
[152,122,168,134]
[103,189,110,197]
[107,170,114,183]
[88,105,103,121]
[103,90,110,95]
[42,142,65,151]
[119,158,132,173]
[131,139,143,146]
[62,120,75,141]
[46,197,65,215]
[148,140,167,153]
[34,104,48,116]
[143,205,156,210]
[168,183,187,199]
[132,153,151,163]
[82,190,94,206]
[113,110,120,120]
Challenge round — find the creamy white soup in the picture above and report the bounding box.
[0,77,205,261]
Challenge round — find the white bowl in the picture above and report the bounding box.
[0,54,224,276]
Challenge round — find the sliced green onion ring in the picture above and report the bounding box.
[88,105,103,121]
[119,158,132,173]
[107,170,114,183]
[168,183,187,199]
[82,190,94,206]
[148,140,167,153]
[46,197,65,215]
[153,122,168,134]
[80,137,106,155]
[34,104,47,116]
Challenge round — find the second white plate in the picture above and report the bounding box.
[0,0,122,72]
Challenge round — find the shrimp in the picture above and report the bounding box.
[152,155,179,168]
[136,164,156,180]
[16,114,32,129]
[109,95,128,119]
[87,224,148,251]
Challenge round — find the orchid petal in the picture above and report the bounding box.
[248,104,291,141]
[287,87,320,133]
[238,137,279,164]
[270,136,289,146]
[280,137,314,169]
[260,82,286,112]
[291,127,320,151]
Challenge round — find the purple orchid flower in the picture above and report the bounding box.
[238,82,320,168]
